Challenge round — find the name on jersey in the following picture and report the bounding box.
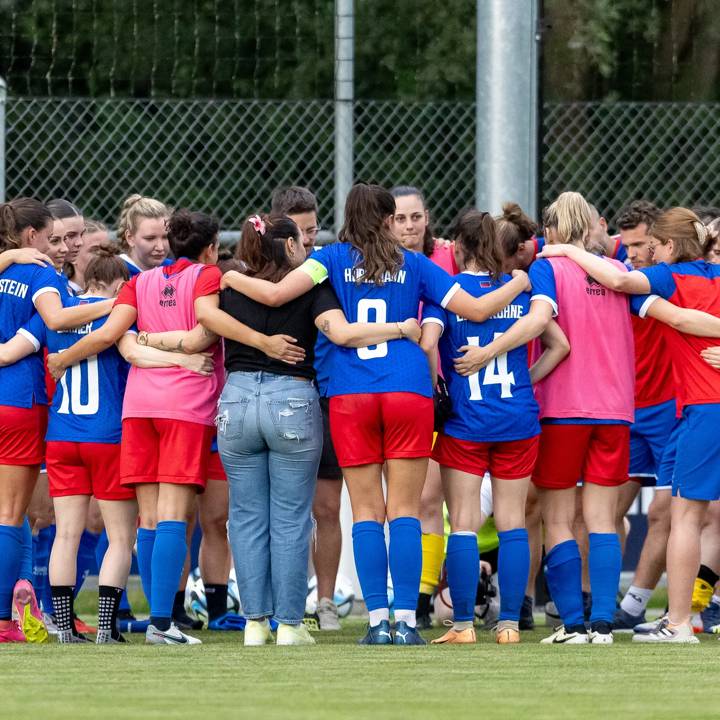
[455,304,525,322]
[58,322,92,336]
[0,278,29,299]
[343,268,407,284]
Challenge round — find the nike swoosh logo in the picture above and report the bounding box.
[155,631,188,644]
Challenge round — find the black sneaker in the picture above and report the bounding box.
[519,595,535,630]
[416,613,433,630]
[172,610,204,631]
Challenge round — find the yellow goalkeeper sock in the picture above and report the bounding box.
[419,533,445,595]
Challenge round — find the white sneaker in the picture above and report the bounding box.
[43,613,58,635]
[276,622,316,646]
[633,614,666,634]
[540,626,589,644]
[632,618,699,644]
[589,630,614,644]
[244,619,273,646]
[316,597,341,631]
[145,623,201,645]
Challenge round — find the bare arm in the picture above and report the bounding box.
[34,292,113,331]
[444,271,530,323]
[0,248,53,272]
[538,244,650,294]
[453,301,554,376]
[529,319,571,384]
[420,321,443,388]
[314,309,421,348]
[139,325,219,354]
[117,335,215,376]
[46,304,137,379]
[194,294,306,364]
[644,297,720,337]
[0,334,38,367]
[221,268,315,307]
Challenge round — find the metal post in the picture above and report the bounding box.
[0,77,6,203]
[334,0,354,234]
[476,0,540,218]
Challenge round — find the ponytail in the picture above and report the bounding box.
[495,202,537,258]
[454,210,504,282]
[0,198,53,252]
[84,244,130,288]
[236,213,300,283]
[543,192,592,246]
[652,207,705,263]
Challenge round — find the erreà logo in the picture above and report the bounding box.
[162,284,176,297]
[585,274,601,287]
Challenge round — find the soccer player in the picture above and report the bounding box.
[587,204,629,264]
[220,182,530,644]
[71,220,109,291]
[391,185,457,628]
[420,210,568,645]
[46,199,86,294]
[538,206,720,642]
[116,194,171,277]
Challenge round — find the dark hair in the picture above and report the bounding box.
[84,244,129,288]
[495,202,537,258]
[237,214,300,283]
[270,186,318,216]
[0,198,53,251]
[340,184,402,285]
[691,206,720,225]
[46,198,82,220]
[616,200,661,232]
[454,211,504,281]
[167,209,218,260]
[390,185,434,257]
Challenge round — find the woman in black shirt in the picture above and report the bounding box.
[213,214,420,647]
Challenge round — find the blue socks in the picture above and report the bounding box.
[446,532,479,622]
[0,525,24,619]
[19,518,33,582]
[352,521,389,611]
[498,528,530,622]
[388,517,422,611]
[150,521,187,628]
[588,532,622,624]
[74,530,100,597]
[34,525,55,614]
[544,539,584,629]
[136,527,156,607]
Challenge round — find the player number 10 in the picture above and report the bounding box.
[57,354,100,415]
[466,333,515,400]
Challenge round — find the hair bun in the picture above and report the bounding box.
[694,221,708,244]
[89,243,121,259]
[122,194,144,211]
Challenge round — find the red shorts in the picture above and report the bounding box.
[206,451,226,481]
[0,404,48,465]
[45,441,134,501]
[120,418,214,490]
[433,433,539,479]
[329,392,433,467]
[532,423,630,490]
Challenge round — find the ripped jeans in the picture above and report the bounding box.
[217,371,322,624]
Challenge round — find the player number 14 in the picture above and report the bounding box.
[467,333,515,400]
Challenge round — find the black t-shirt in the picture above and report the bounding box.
[220,282,341,379]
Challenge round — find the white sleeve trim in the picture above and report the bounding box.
[32,286,60,304]
[16,328,41,352]
[439,282,461,308]
[531,294,558,317]
[421,316,445,330]
[124,329,138,336]
[638,294,660,319]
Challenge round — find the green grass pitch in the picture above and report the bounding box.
[4,590,719,720]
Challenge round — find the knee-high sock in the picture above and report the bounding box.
[498,528,530,622]
[352,521,389,612]
[445,532,479,622]
[19,518,33,582]
[388,517,422,612]
[136,528,156,607]
[419,533,445,595]
[34,525,55,614]
[74,530,100,597]
[96,529,132,612]
[0,525,24,619]
[150,521,187,626]
[544,539,584,629]
[588,532,622,624]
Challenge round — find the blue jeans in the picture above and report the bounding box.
[218,371,322,624]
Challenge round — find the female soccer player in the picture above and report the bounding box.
[47,209,306,645]
[117,194,171,277]
[46,199,85,293]
[71,220,109,291]
[537,207,720,643]
[220,183,530,644]
[420,210,568,645]
[391,185,456,627]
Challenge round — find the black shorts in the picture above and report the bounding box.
[318,396,343,480]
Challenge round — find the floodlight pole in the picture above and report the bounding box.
[476,0,541,218]
[334,0,354,234]
[0,77,6,203]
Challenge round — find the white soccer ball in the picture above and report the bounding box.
[228,567,242,615]
[184,566,243,623]
[305,573,356,618]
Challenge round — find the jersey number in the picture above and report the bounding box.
[466,333,515,400]
[356,299,388,360]
[58,355,100,415]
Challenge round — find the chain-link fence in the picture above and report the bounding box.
[4,97,720,235]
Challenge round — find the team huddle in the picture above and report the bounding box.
[1,182,720,647]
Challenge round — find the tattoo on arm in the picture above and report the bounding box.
[320,319,330,334]
[177,338,184,352]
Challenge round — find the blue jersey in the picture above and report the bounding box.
[302,243,460,397]
[22,297,129,443]
[423,272,540,442]
[120,254,173,278]
[54,270,76,301]
[0,263,61,408]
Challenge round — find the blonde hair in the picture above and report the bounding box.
[84,219,108,235]
[117,194,170,251]
[543,191,592,246]
[652,207,705,263]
